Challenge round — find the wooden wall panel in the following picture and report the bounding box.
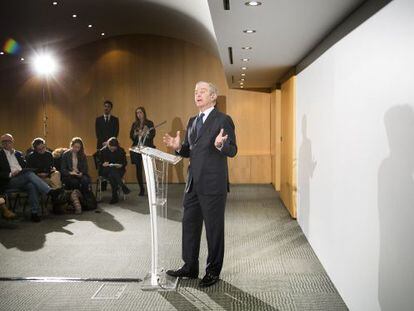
[270,89,281,190]
[280,76,297,218]
[0,34,272,184]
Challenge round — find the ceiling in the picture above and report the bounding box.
[0,0,218,68]
[0,0,366,88]
[208,0,365,89]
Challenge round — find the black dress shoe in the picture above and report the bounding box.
[31,214,41,223]
[109,196,119,204]
[122,185,131,195]
[166,267,198,279]
[199,273,219,287]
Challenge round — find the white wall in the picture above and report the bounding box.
[296,0,414,310]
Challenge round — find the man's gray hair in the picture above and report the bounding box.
[196,81,219,96]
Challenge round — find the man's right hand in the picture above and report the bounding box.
[10,170,20,177]
[163,131,181,151]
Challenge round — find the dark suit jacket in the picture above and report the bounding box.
[61,150,89,178]
[177,108,237,195]
[95,115,119,149]
[0,149,26,192]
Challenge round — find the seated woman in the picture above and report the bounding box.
[99,137,130,204]
[61,137,91,195]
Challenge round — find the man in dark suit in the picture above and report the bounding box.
[0,134,62,222]
[95,100,119,191]
[163,81,237,287]
[95,100,119,150]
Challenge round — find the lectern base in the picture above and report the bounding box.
[141,271,178,291]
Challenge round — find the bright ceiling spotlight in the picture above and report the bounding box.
[33,53,59,76]
[241,58,250,62]
[101,32,106,36]
[241,73,246,76]
[88,24,93,28]
[245,1,262,6]
[243,29,256,34]
[242,46,252,50]
[72,14,77,18]
[52,1,58,5]
[241,66,248,70]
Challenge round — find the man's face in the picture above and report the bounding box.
[1,140,13,151]
[104,103,112,115]
[194,83,216,110]
[36,143,47,154]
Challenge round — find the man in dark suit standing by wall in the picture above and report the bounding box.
[163,81,237,287]
[95,100,119,150]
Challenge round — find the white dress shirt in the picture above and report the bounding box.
[4,149,22,177]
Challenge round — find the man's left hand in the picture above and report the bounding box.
[214,128,228,149]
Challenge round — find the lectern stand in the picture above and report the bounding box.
[130,146,182,291]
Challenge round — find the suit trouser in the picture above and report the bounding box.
[6,171,51,215]
[182,186,226,276]
[100,167,126,196]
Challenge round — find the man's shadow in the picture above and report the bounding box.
[298,115,316,237]
[160,278,278,310]
[378,105,414,310]
[0,209,124,252]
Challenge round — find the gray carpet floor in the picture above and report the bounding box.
[0,184,347,310]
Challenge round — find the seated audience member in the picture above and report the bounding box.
[0,196,16,219]
[26,138,62,189]
[0,133,62,222]
[99,137,130,204]
[52,147,68,172]
[61,137,91,195]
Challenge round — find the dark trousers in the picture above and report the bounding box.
[100,167,125,196]
[6,171,51,215]
[63,175,91,195]
[135,157,144,191]
[182,186,226,276]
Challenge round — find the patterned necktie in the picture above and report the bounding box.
[195,113,205,139]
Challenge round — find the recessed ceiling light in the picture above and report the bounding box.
[241,66,248,70]
[241,73,246,76]
[242,46,252,50]
[240,78,245,81]
[101,32,106,36]
[243,29,256,34]
[245,1,262,6]
[88,24,93,28]
[0,51,4,55]
[52,1,58,5]
[240,83,244,86]
[20,57,25,61]
[241,58,250,62]
[240,86,244,88]
[72,14,77,18]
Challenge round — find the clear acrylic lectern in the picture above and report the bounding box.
[129,146,182,291]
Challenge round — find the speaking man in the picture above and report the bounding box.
[163,81,237,287]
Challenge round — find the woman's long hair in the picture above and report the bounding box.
[134,106,147,128]
[70,137,86,159]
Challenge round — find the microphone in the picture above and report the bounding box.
[141,120,167,146]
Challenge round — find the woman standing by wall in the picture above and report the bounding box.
[129,107,155,196]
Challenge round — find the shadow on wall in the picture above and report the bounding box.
[298,115,317,237]
[378,105,414,310]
